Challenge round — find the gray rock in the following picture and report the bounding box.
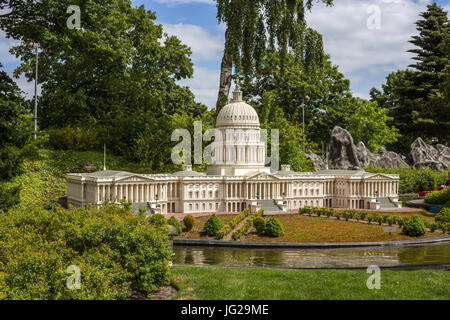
[83,163,95,172]
[436,144,450,166]
[168,225,179,236]
[355,142,378,167]
[411,138,448,170]
[376,147,409,169]
[305,152,327,171]
[326,126,361,170]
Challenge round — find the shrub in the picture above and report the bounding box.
[48,127,97,151]
[402,215,427,237]
[204,214,223,237]
[167,216,182,234]
[424,187,450,205]
[0,204,171,299]
[231,210,263,241]
[435,208,450,224]
[439,222,449,234]
[367,215,374,224]
[430,223,438,232]
[183,215,195,232]
[253,217,266,235]
[216,209,250,239]
[265,218,284,237]
[0,183,21,211]
[148,214,167,227]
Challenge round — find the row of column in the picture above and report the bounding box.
[360,180,398,197]
[225,182,292,200]
[98,183,168,203]
[219,145,265,164]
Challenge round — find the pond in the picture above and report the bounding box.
[172,243,450,268]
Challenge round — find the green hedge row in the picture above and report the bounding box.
[215,209,250,240]
[365,166,449,194]
[424,188,450,204]
[231,209,264,241]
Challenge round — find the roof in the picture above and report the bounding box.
[172,170,205,177]
[216,88,259,128]
[80,170,132,178]
[314,169,367,176]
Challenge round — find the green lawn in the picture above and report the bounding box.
[171,266,450,300]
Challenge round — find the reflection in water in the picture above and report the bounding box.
[173,243,450,268]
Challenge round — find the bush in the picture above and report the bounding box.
[0,204,171,299]
[231,210,263,241]
[435,208,450,224]
[265,218,284,237]
[182,215,195,232]
[148,214,167,227]
[216,209,250,239]
[365,166,448,194]
[0,183,20,211]
[167,216,182,234]
[204,214,223,237]
[425,188,450,205]
[253,217,266,235]
[48,127,97,151]
[402,215,427,237]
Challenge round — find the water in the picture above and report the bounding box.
[173,243,450,268]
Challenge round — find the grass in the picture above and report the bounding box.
[176,214,238,239]
[241,214,441,242]
[171,266,450,300]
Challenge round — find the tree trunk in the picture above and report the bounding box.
[216,30,233,110]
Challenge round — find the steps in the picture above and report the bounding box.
[377,197,397,210]
[257,200,283,213]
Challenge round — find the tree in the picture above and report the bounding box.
[240,51,355,149]
[371,4,450,151]
[345,99,400,153]
[0,63,35,180]
[2,0,205,130]
[215,0,333,109]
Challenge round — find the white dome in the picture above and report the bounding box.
[216,88,260,128]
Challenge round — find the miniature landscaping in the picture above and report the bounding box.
[173,206,449,243]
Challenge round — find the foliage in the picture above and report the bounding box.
[435,208,450,224]
[370,4,450,152]
[402,215,427,237]
[265,217,284,237]
[253,217,266,235]
[182,215,195,232]
[231,210,264,241]
[0,63,36,180]
[216,209,250,239]
[0,204,172,299]
[204,214,224,237]
[215,0,333,108]
[167,216,182,235]
[424,187,450,204]
[148,214,168,228]
[345,99,400,153]
[0,183,20,211]
[48,127,97,151]
[365,166,449,194]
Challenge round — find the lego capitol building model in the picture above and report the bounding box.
[67,87,401,214]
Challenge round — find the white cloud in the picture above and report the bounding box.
[161,23,224,62]
[179,66,220,108]
[306,0,434,94]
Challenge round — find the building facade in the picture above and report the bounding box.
[67,88,401,213]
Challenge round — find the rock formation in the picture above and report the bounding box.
[410,138,449,170]
[355,142,378,167]
[305,152,327,171]
[326,126,361,170]
[376,147,409,169]
[355,142,408,169]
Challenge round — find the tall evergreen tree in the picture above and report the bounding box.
[371,3,450,153]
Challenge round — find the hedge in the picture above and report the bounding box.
[424,188,450,205]
[215,209,250,240]
[402,215,427,237]
[231,210,264,241]
[0,204,172,300]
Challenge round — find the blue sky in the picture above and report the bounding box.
[1,0,449,108]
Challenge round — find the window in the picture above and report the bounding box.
[189,191,193,199]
